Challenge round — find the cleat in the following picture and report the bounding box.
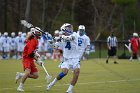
[114,61,118,64]
[15,72,22,83]
[46,82,54,91]
[106,60,108,64]
[17,86,24,92]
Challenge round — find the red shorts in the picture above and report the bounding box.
[22,58,38,74]
[132,47,138,55]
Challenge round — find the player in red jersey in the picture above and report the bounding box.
[15,27,43,92]
[129,33,140,61]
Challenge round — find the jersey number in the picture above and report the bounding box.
[65,42,71,50]
[78,39,82,46]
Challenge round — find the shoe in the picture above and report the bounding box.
[106,60,108,64]
[15,72,22,83]
[114,61,118,64]
[66,90,72,93]
[46,82,54,91]
[17,86,24,92]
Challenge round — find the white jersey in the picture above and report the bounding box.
[10,37,16,50]
[0,36,3,51]
[77,34,90,51]
[15,36,25,46]
[1,36,11,48]
[15,36,25,52]
[57,32,80,59]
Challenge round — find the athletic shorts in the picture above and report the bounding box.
[59,58,80,70]
[22,59,38,74]
[108,47,117,56]
[3,46,10,52]
[132,47,138,55]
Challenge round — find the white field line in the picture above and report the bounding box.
[1,79,140,90]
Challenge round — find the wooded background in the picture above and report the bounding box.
[0,0,140,41]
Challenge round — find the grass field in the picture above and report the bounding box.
[0,59,140,93]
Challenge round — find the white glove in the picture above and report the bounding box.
[36,58,44,66]
[34,51,40,58]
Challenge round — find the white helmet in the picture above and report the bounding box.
[133,32,138,37]
[11,32,15,37]
[22,33,26,37]
[78,25,85,30]
[54,30,59,35]
[30,27,42,39]
[18,32,22,35]
[4,32,8,36]
[60,23,73,35]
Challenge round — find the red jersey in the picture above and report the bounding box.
[130,37,139,48]
[22,38,38,60]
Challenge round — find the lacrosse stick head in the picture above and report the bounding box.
[45,75,52,83]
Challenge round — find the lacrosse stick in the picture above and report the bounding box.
[20,20,47,35]
[42,64,52,82]
[124,44,132,53]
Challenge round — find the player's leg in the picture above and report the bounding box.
[113,47,118,64]
[66,68,80,93]
[47,68,69,90]
[17,68,31,91]
[106,49,110,64]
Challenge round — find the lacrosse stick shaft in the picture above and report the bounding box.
[42,64,50,76]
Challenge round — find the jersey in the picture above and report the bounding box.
[22,38,38,60]
[0,36,3,51]
[1,36,11,48]
[15,36,25,52]
[107,36,117,47]
[57,32,80,59]
[10,37,16,50]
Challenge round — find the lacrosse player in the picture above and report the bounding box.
[106,31,118,64]
[129,33,140,61]
[47,23,80,93]
[0,32,3,59]
[1,32,11,59]
[15,32,25,59]
[15,27,44,92]
[10,32,17,59]
[77,25,90,60]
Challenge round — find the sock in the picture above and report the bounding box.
[66,84,73,92]
[19,83,23,87]
[51,78,58,85]
[20,73,25,77]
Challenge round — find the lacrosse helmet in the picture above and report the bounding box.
[30,27,42,39]
[11,32,15,37]
[4,32,8,36]
[78,25,85,36]
[133,32,138,37]
[60,23,73,35]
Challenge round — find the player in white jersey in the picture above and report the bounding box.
[0,32,3,59]
[1,32,11,59]
[10,32,17,59]
[15,32,25,59]
[77,25,90,60]
[47,23,80,93]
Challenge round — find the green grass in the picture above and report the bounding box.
[0,59,140,93]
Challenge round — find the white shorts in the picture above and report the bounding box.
[3,46,10,52]
[59,58,80,70]
[10,45,16,51]
[17,45,24,52]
